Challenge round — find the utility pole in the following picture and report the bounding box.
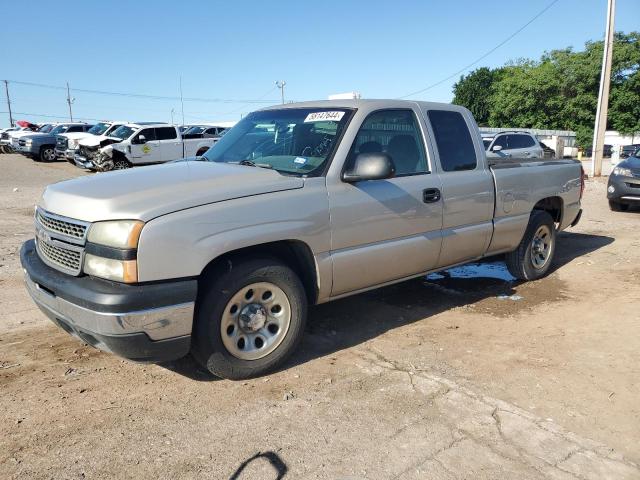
[591,0,615,177]
[276,80,286,104]
[3,80,13,126]
[66,82,75,122]
[179,76,185,127]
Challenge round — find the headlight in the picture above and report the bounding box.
[613,166,632,176]
[84,253,137,283]
[69,139,79,148]
[25,139,32,145]
[87,220,144,248]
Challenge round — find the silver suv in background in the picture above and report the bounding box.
[485,131,544,159]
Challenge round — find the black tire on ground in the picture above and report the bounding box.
[192,257,307,380]
[505,210,557,281]
[39,146,56,162]
[609,200,628,212]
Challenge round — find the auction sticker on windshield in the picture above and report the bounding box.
[304,111,345,123]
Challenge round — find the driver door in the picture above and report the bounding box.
[130,128,161,164]
[327,108,443,296]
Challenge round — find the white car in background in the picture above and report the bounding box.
[484,131,544,159]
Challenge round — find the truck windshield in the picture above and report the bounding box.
[88,123,110,135]
[184,126,206,135]
[50,125,70,135]
[110,125,137,140]
[38,124,52,133]
[201,108,352,176]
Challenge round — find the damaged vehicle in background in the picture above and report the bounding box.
[74,122,221,171]
[57,121,127,163]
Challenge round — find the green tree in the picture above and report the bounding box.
[453,32,640,148]
[452,67,502,126]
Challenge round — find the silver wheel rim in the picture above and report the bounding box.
[220,282,291,360]
[44,149,55,161]
[531,225,553,269]
[114,161,129,170]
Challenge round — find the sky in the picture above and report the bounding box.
[1,0,638,128]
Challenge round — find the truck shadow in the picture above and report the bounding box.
[162,231,613,381]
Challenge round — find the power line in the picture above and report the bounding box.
[5,79,279,104]
[0,110,102,122]
[397,0,561,99]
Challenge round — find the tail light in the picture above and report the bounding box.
[580,165,586,200]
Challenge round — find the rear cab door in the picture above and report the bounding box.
[420,106,495,267]
[155,126,183,162]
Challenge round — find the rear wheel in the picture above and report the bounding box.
[192,258,307,380]
[506,210,556,281]
[39,146,56,162]
[609,200,628,212]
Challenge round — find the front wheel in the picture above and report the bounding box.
[192,258,307,380]
[113,159,132,170]
[505,210,556,281]
[39,146,56,162]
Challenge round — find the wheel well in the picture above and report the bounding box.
[533,196,563,223]
[199,240,319,304]
[196,147,209,156]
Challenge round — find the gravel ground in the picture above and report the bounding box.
[0,153,638,479]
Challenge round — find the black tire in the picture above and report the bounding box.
[609,200,628,212]
[192,257,307,380]
[505,210,557,281]
[39,146,56,162]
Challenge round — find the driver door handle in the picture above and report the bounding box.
[423,188,441,203]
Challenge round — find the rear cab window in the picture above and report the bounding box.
[426,110,477,172]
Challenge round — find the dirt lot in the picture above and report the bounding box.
[1,153,638,479]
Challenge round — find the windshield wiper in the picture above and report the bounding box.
[237,159,273,169]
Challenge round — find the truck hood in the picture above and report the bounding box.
[9,130,44,139]
[62,132,94,140]
[79,135,120,148]
[40,161,305,222]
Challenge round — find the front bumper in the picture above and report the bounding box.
[73,154,95,169]
[20,239,197,362]
[607,175,640,203]
[55,147,67,159]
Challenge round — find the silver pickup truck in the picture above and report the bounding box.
[20,100,583,379]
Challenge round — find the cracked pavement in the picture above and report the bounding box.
[1,155,639,479]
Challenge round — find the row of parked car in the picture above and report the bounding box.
[0,120,235,170]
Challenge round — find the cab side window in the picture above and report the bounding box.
[155,127,177,140]
[427,110,477,171]
[133,128,156,144]
[348,109,428,176]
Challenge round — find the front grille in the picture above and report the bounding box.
[37,210,87,240]
[56,137,68,148]
[18,139,26,146]
[1,133,7,140]
[626,183,640,189]
[37,238,82,274]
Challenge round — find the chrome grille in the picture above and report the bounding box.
[37,238,82,275]
[37,210,88,240]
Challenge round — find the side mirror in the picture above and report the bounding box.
[491,145,502,152]
[342,152,396,183]
[137,134,147,144]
